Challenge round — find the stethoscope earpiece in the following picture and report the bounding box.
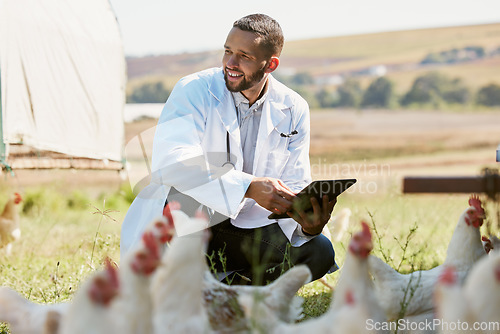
[280,130,298,138]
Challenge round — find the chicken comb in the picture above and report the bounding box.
[194,209,208,221]
[360,221,372,238]
[348,221,373,257]
[88,258,119,305]
[439,266,457,285]
[104,257,120,289]
[162,203,174,223]
[142,231,161,260]
[163,201,181,225]
[468,194,484,214]
[13,192,22,204]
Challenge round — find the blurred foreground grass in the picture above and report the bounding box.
[0,181,498,331]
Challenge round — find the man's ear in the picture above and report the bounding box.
[266,57,280,73]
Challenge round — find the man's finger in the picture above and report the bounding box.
[276,182,295,200]
[322,195,329,213]
[272,203,287,214]
[277,179,294,192]
[274,195,293,212]
[327,197,337,214]
[311,197,322,215]
[287,211,301,223]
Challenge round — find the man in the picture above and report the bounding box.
[121,14,337,284]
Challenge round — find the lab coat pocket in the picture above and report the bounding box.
[265,151,290,178]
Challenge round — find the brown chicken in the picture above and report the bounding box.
[0,192,23,255]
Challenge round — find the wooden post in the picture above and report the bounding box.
[403,169,500,200]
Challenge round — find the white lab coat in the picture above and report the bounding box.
[120,67,312,256]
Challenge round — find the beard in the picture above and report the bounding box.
[224,65,267,93]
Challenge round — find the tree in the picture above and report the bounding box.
[441,78,470,104]
[361,77,394,108]
[476,83,500,106]
[290,72,315,86]
[315,88,336,108]
[336,79,363,108]
[293,86,320,109]
[127,81,170,103]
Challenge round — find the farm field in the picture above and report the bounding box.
[1,108,499,331]
[127,22,500,95]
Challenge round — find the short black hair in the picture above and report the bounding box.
[233,14,284,57]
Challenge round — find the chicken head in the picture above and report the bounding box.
[465,195,485,228]
[130,231,161,275]
[439,266,457,285]
[348,221,373,258]
[13,193,22,205]
[88,258,120,306]
[160,202,177,243]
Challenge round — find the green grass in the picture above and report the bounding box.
[0,185,129,333]
[298,188,499,321]
[1,176,498,331]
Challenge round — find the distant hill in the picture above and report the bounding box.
[126,22,500,94]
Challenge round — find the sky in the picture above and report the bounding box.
[108,0,500,57]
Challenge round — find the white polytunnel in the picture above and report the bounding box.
[0,0,126,170]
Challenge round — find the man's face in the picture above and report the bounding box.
[222,27,270,93]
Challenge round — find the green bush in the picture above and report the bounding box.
[315,88,337,108]
[292,86,320,109]
[401,72,471,107]
[336,78,363,108]
[127,81,170,103]
[476,83,500,106]
[67,190,92,210]
[361,77,395,108]
[21,187,66,216]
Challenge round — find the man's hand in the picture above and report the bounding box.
[288,195,337,236]
[245,177,296,214]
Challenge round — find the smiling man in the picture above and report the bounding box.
[121,14,338,285]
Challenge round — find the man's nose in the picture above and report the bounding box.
[226,55,238,68]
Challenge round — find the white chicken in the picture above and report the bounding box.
[203,264,311,332]
[149,216,211,334]
[111,206,175,334]
[324,207,352,243]
[463,250,500,333]
[239,221,388,334]
[0,286,66,334]
[0,192,23,255]
[58,258,120,334]
[330,221,386,322]
[368,195,487,322]
[434,266,474,334]
[318,207,352,289]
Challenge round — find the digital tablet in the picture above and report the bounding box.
[268,179,357,219]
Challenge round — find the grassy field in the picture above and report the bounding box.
[1,179,498,331]
[1,109,500,332]
[127,22,500,95]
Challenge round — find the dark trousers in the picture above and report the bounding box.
[206,219,336,285]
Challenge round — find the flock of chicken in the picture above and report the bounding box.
[0,193,499,334]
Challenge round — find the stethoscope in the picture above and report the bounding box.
[222,108,298,168]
